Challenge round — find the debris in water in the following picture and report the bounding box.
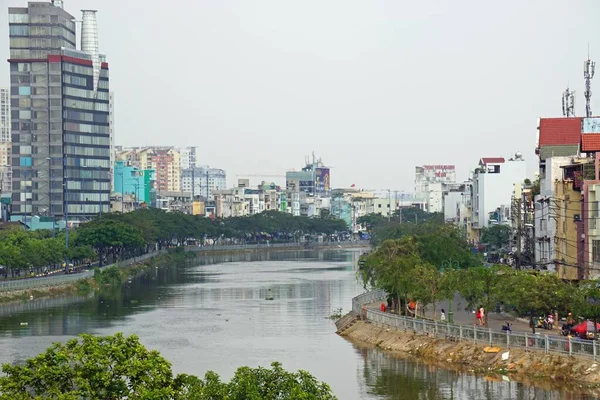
[19,322,28,326]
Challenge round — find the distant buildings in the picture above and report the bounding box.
[8,2,111,222]
[414,165,456,213]
[181,166,226,199]
[470,155,527,231]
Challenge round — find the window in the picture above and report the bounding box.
[19,110,31,120]
[594,240,600,263]
[9,25,30,37]
[8,13,29,24]
[18,86,31,96]
[19,157,32,167]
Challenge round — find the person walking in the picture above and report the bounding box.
[479,305,485,326]
[440,309,446,322]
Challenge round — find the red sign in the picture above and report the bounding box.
[424,165,455,170]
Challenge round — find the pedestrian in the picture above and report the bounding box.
[380,302,386,312]
[440,309,446,322]
[475,308,481,326]
[479,305,485,326]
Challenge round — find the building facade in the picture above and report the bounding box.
[9,2,110,221]
[0,88,10,142]
[181,165,226,199]
[414,165,456,212]
[470,155,527,233]
[113,160,155,207]
[180,146,198,170]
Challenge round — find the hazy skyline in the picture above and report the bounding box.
[1,0,599,191]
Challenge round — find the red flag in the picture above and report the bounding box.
[351,184,356,188]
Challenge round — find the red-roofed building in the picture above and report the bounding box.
[479,157,505,165]
[538,117,582,147]
[582,134,600,152]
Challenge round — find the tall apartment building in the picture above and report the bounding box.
[8,2,111,220]
[152,148,180,192]
[180,146,198,170]
[181,166,226,199]
[0,88,11,195]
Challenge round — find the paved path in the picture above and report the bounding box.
[371,294,563,337]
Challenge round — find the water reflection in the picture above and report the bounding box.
[356,345,599,399]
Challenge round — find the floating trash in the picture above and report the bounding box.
[19,322,28,326]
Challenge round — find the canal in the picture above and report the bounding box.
[0,248,596,399]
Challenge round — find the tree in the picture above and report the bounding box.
[0,333,337,400]
[480,225,512,250]
[75,219,145,266]
[360,237,422,314]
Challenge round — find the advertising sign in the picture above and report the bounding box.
[315,168,330,193]
[583,117,600,134]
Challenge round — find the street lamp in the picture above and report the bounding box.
[63,156,70,268]
[441,259,460,324]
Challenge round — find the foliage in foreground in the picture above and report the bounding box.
[0,333,337,400]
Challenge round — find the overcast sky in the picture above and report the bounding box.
[0,0,599,192]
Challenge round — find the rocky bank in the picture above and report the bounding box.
[339,315,600,392]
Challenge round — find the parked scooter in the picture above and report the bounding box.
[501,322,512,332]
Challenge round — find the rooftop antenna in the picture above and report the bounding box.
[562,86,576,117]
[584,45,595,117]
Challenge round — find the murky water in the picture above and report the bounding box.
[0,249,596,399]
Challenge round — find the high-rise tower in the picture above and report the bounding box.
[8,1,110,222]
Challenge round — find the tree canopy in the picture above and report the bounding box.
[0,333,337,400]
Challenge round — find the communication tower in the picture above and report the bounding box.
[562,87,576,117]
[584,50,595,117]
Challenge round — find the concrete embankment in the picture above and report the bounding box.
[339,315,600,392]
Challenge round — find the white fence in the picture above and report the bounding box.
[353,291,599,360]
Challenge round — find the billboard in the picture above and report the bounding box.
[315,168,330,193]
[583,117,600,134]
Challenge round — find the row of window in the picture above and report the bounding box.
[62,63,92,76]
[64,110,108,124]
[66,193,110,202]
[65,145,110,158]
[9,37,73,49]
[64,122,109,135]
[67,204,105,214]
[64,99,109,113]
[63,75,87,87]
[65,134,109,146]
[66,158,110,169]
[10,49,57,59]
[64,86,109,101]
[67,181,110,191]
[8,14,29,24]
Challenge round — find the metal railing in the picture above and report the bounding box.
[352,289,387,314]
[186,240,369,252]
[0,250,165,293]
[356,293,599,360]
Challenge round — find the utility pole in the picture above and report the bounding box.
[387,189,391,222]
[515,197,522,269]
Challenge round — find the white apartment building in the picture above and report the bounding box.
[180,146,198,170]
[471,154,527,231]
[181,166,226,199]
[443,182,472,224]
[414,165,456,212]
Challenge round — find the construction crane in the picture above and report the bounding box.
[236,174,285,178]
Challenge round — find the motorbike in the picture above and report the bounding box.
[501,322,512,332]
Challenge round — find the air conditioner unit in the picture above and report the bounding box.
[574,214,581,221]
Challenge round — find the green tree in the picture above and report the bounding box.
[75,219,145,266]
[360,237,421,314]
[480,225,512,250]
[0,333,337,400]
